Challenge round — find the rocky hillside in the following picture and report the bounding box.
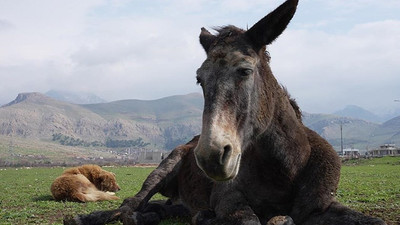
[333,105,382,123]
[303,112,380,150]
[81,93,203,149]
[0,92,203,150]
[0,93,107,140]
[370,116,400,146]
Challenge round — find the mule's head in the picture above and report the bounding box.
[194,0,299,181]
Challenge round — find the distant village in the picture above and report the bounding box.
[0,147,170,167]
[3,143,400,167]
[340,144,400,159]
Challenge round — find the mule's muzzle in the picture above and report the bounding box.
[194,142,241,181]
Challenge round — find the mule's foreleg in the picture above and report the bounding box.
[64,200,191,225]
[121,136,198,211]
[193,188,262,225]
[63,206,131,225]
[64,136,198,225]
[121,200,191,225]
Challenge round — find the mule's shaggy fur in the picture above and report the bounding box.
[51,164,120,202]
[65,1,387,224]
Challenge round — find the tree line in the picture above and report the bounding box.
[52,133,102,147]
[105,137,150,148]
[52,133,150,148]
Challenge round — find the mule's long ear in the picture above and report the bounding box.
[246,0,298,51]
[200,27,216,53]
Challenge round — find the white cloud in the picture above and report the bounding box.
[0,0,107,69]
[0,19,14,31]
[0,0,399,116]
[270,20,400,113]
[322,0,400,9]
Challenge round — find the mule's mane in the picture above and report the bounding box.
[214,25,245,38]
[212,25,271,62]
[282,86,302,122]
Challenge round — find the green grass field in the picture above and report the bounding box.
[0,157,399,225]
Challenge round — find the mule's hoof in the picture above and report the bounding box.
[267,216,295,225]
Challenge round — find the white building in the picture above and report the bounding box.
[342,148,360,159]
[369,144,400,157]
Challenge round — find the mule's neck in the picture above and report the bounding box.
[255,80,311,179]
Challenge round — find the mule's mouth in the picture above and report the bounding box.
[193,122,242,181]
[195,151,241,181]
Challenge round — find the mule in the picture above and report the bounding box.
[65,0,387,224]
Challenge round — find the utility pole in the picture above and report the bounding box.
[340,122,344,155]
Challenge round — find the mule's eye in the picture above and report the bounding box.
[237,68,253,77]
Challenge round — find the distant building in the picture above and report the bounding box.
[124,149,170,164]
[369,144,400,157]
[137,150,169,163]
[342,148,360,159]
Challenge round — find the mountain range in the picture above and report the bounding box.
[0,92,399,164]
[333,105,383,123]
[0,92,202,149]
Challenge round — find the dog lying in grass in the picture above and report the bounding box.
[51,164,121,202]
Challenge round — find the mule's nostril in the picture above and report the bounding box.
[221,144,232,165]
[224,145,232,153]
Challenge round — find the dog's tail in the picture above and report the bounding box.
[75,188,120,202]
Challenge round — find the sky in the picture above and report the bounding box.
[0,0,399,115]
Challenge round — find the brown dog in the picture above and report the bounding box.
[51,164,121,202]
